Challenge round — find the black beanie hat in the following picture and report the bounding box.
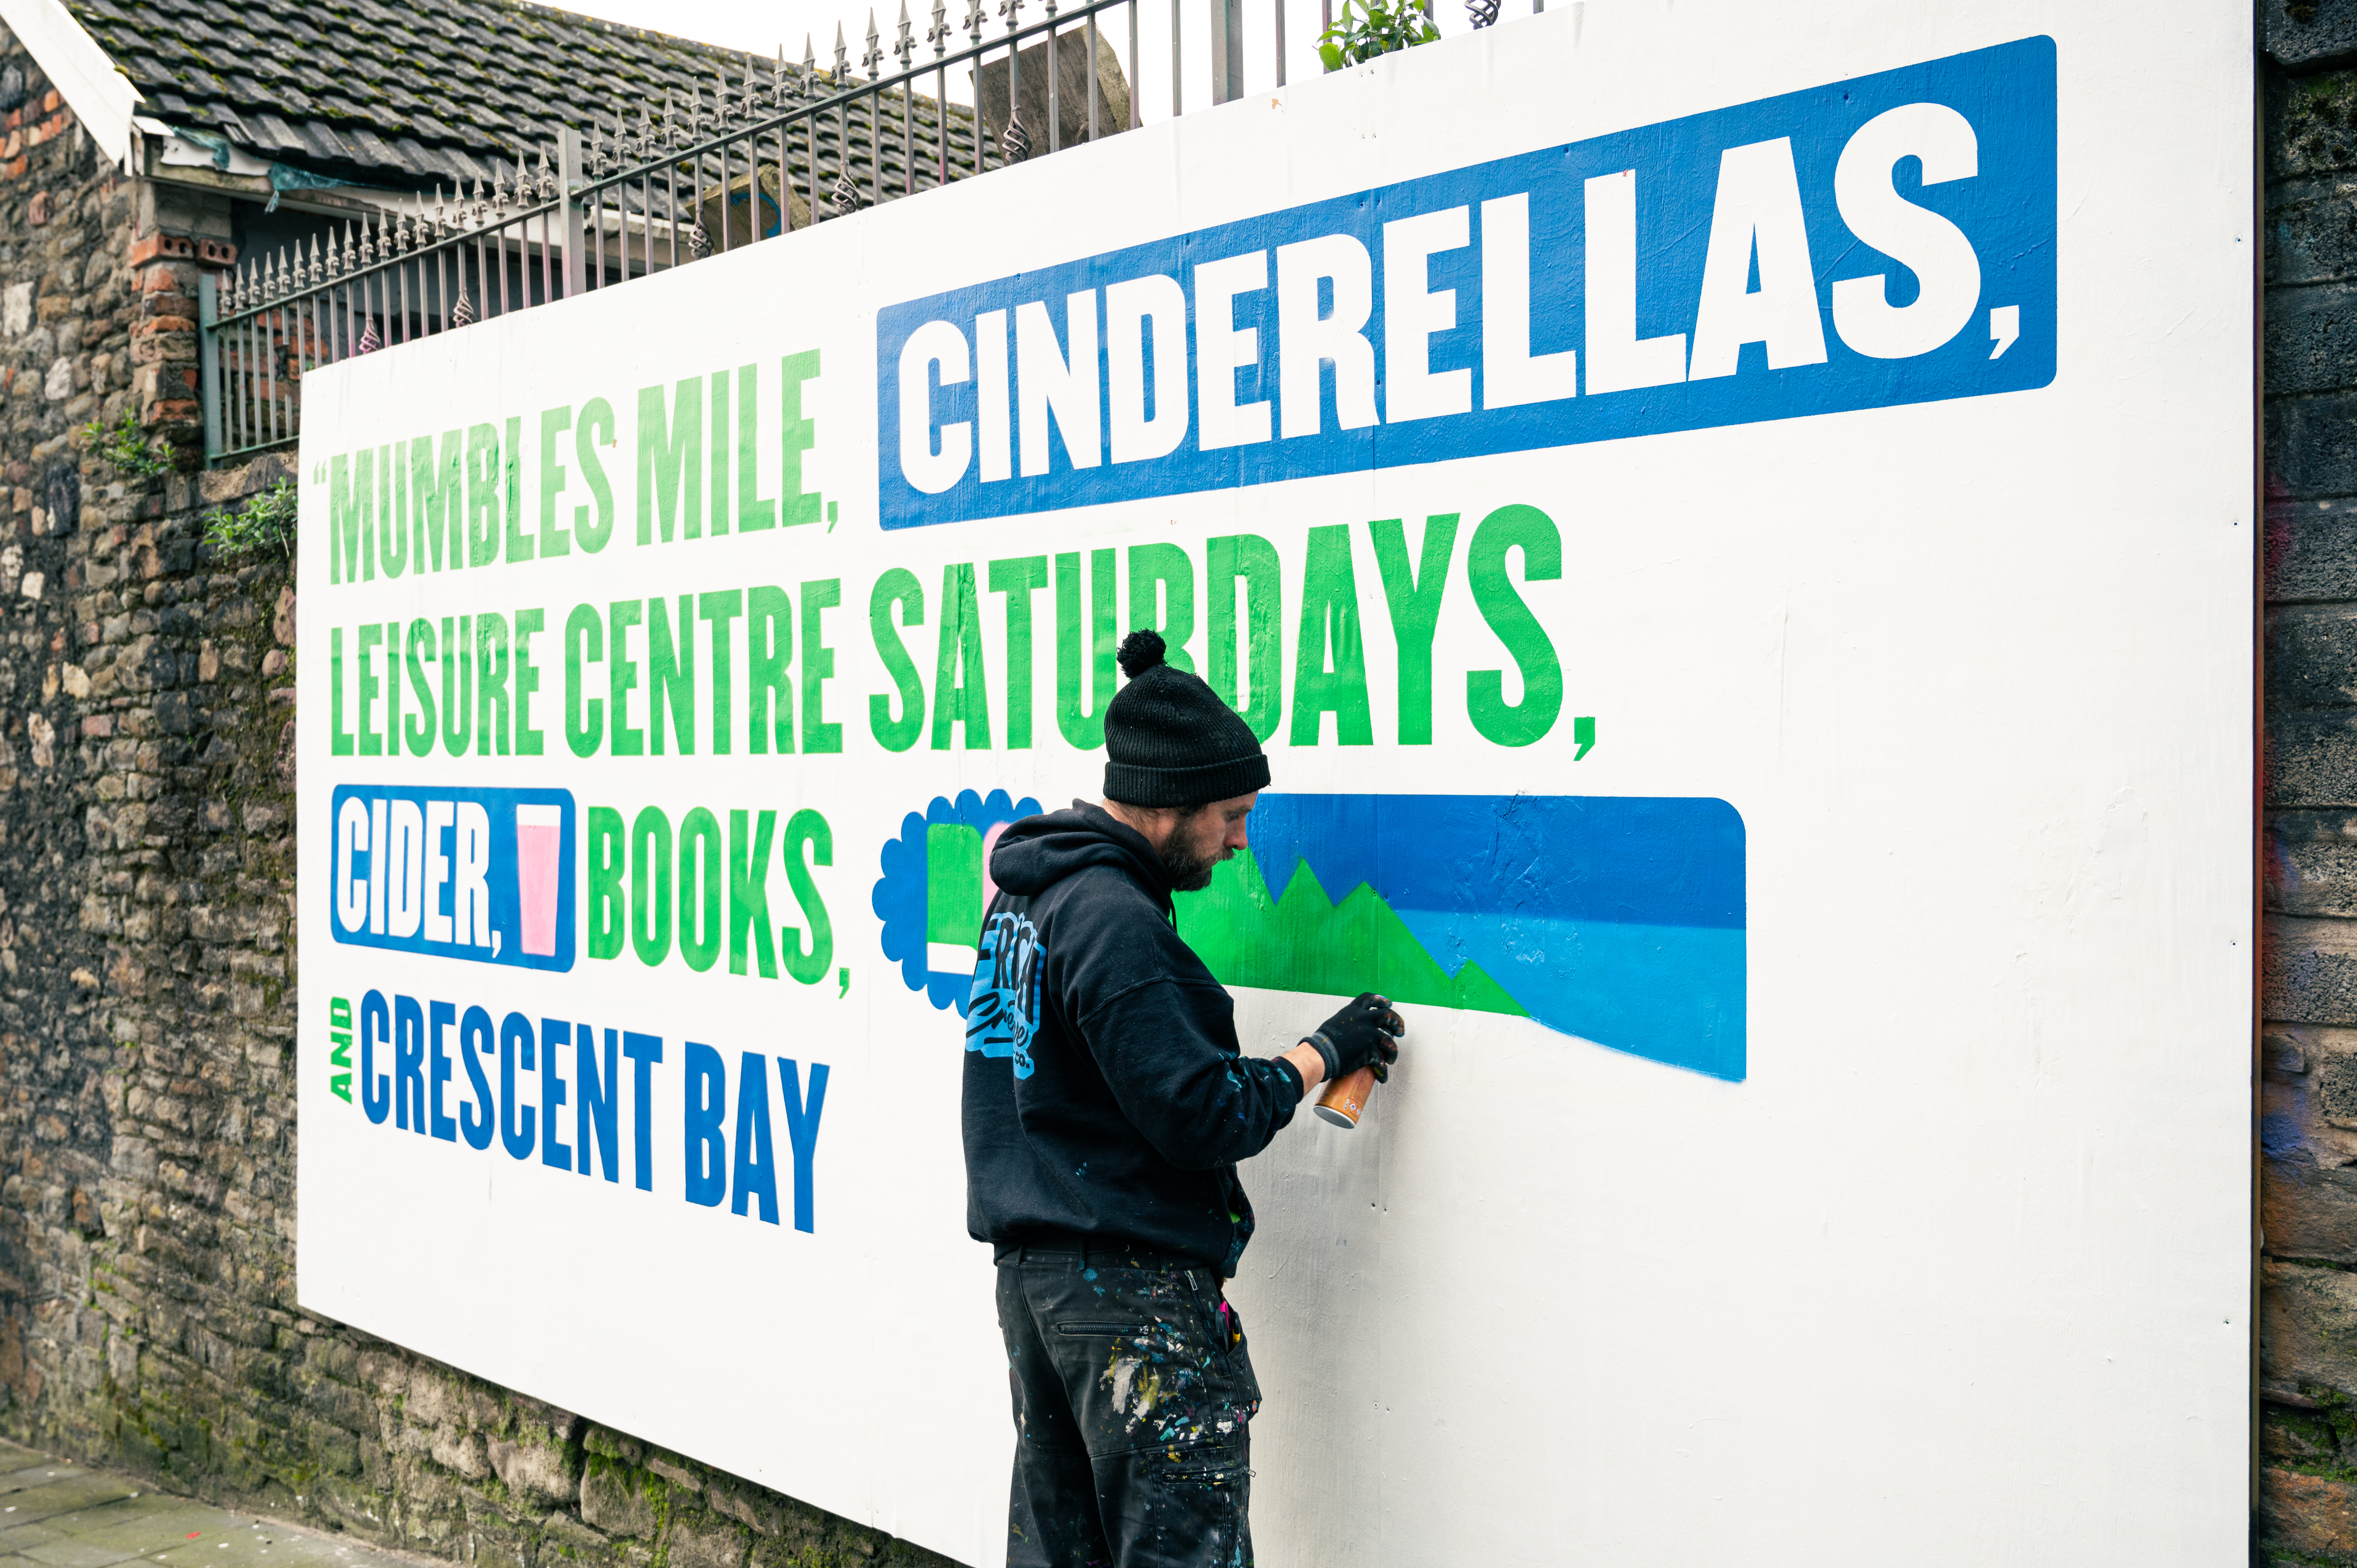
[1102,629,1271,808]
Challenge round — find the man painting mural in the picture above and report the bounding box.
[962,628,1406,1567]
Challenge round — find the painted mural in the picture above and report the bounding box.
[879,790,1746,1080]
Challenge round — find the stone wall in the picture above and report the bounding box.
[2265,7,2357,1563]
[0,33,955,1568]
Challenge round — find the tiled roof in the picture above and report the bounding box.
[65,0,963,191]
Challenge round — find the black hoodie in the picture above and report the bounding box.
[961,801,1304,1274]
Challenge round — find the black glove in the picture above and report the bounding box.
[1303,993,1404,1082]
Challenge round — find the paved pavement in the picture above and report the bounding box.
[0,1442,407,1568]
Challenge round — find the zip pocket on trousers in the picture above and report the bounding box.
[1054,1321,1151,1336]
[1162,1451,1250,1486]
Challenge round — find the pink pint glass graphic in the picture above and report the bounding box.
[515,804,562,958]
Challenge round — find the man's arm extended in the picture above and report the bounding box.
[1085,978,1308,1168]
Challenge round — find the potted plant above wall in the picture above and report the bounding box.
[1318,0,1441,69]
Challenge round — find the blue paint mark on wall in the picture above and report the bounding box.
[1245,793,1747,1081]
[874,789,1044,1011]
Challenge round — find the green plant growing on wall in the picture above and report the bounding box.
[203,480,297,561]
[76,409,172,479]
[1317,0,1440,70]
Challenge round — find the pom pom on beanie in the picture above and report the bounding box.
[1118,628,1167,680]
[1102,627,1270,808]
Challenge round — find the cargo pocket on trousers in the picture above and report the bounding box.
[1206,1295,1262,1416]
[1160,1442,1250,1487]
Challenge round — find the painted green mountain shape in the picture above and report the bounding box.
[1176,847,1529,1017]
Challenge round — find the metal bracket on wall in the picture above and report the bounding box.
[558,126,586,300]
[196,272,222,467]
[1210,0,1243,103]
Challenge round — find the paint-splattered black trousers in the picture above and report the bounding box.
[996,1242,1261,1568]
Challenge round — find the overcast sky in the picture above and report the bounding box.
[565,0,1488,114]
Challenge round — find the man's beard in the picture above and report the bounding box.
[1159,836,1225,893]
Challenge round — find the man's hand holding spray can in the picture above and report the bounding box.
[1301,992,1406,1128]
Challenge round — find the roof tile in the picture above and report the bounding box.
[250,111,307,155]
[348,127,403,167]
[66,0,989,192]
[304,119,359,162]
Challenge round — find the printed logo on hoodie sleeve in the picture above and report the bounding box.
[967,912,1046,1078]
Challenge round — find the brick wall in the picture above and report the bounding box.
[2264,6,2357,1563]
[0,33,956,1568]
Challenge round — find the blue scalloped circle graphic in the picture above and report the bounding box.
[872,789,1043,1014]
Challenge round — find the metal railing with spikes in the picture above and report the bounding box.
[201,155,579,462]
[196,0,1534,463]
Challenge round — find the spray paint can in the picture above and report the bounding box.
[1313,1065,1377,1129]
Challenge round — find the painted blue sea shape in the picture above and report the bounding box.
[1246,794,1748,1081]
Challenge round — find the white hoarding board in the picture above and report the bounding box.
[296,0,2255,1561]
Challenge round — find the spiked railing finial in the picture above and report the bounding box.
[864,9,883,79]
[834,22,848,82]
[928,0,950,56]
